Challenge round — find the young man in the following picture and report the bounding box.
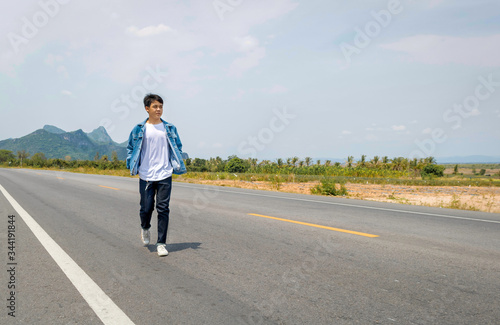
[126,94,187,256]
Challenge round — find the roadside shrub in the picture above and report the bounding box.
[225,156,248,173]
[311,178,348,196]
[0,150,15,163]
[421,164,445,178]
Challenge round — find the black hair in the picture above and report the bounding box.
[143,93,164,108]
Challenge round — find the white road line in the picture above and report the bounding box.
[175,183,500,225]
[0,184,135,325]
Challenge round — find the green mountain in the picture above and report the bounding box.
[87,126,114,145]
[43,125,66,134]
[0,126,127,161]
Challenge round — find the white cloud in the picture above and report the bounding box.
[57,65,69,79]
[265,84,288,94]
[428,0,446,8]
[227,35,267,77]
[45,54,64,67]
[126,24,175,37]
[469,108,480,116]
[392,125,406,131]
[422,127,432,134]
[232,85,288,98]
[380,34,500,66]
[231,89,247,100]
[0,0,298,85]
[342,130,352,135]
[366,126,388,132]
[234,35,260,52]
[61,90,72,96]
[228,46,266,77]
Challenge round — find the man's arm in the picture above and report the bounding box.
[126,129,135,170]
[173,126,183,154]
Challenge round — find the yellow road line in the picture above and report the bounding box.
[57,177,64,180]
[99,185,120,191]
[248,213,379,238]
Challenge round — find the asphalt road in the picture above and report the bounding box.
[0,168,499,325]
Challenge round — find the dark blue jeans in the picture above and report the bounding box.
[139,177,172,244]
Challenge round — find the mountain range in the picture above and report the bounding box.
[0,125,127,161]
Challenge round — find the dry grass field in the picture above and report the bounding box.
[175,177,500,213]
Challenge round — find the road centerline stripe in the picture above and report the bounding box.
[99,185,120,190]
[0,184,135,325]
[248,213,379,238]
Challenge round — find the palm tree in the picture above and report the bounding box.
[259,160,271,166]
[304,157,312,167]
[370,156,380,168]
[391,157,404,171]
[358,155,367,168]
[382,156,389,169]
[346,156,354,168]
[425,156,437,165]
[401,157,409,176]
[325,160,332,167]
[17,150,29,168]
[292,156,299,167]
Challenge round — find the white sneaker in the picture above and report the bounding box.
[141,229,150,245]
[157,244,168,256]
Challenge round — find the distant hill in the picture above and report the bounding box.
[436,156,500,164]
[0,125,127,161]
[313,156,500,165]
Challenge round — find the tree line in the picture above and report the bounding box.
[0,150,125,170]
[0,149,445,178]
[185,155,444,178]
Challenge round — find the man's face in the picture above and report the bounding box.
[146,100,163,120]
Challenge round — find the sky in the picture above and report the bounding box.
[1,0,499,161]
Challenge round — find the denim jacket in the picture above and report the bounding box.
[126,118,187,176]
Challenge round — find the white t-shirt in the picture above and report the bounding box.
[138,123,173,181]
